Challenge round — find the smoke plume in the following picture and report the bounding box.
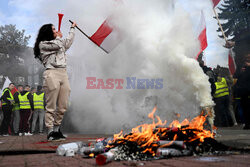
[35,0,214,133]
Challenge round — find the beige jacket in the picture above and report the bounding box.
[39,28,75,69]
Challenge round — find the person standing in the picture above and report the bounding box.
[13,85,23,135]
[31,87,37,95]
[18,85,34,136]
[33,21,77,141]
[213,75,233,127]
[225,32,250,129]
[31,85,46,134]
[235,55,250,129]
[0,83,15,136]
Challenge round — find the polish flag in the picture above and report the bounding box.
[90,19,121,53]
[228,49,236,75]
[211,0,221,8]
[196,11,207,59]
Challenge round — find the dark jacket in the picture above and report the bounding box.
[14,91,20,104]
[19,91,34,111]
[201,65,216,96]
[235,67,250,96]
[1,88,13,106]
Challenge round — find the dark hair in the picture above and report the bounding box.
[17,85,23,88]
[25,85,30,88]
[9,83,15,86]
[33,24,55,61]
[37,85,43,91]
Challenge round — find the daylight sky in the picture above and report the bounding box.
[0,0,229,68]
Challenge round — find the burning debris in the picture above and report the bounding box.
[57,106,235,165]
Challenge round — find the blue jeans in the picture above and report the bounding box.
[31,109,45,133]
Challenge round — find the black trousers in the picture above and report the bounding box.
[214,95,233,127]
[241,95,250,126]
[19,109,31,133]
[1,105,13,134]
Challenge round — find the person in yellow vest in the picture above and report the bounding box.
[0,83,15,136]
[31,87,37,95]
[13,85,23,135]
[31,85,46,134]
[18,85,34,136]
[213,75,233,127]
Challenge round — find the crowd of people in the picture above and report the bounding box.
[199,56,250,130]
[0,20,249,142]
[0,83,46,136]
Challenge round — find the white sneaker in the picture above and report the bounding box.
[19,133,23,136]
[24,132,33,136]
[2,134,9,137]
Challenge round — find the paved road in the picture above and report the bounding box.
[0,126,249,167]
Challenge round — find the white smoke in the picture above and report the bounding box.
[31,0,215,133]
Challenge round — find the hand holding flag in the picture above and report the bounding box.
[224,41,235,49]
[69,20,108,53]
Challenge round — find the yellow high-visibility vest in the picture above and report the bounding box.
[214,77,229,98]
[1,88,14,106]
[18,92,31,109]
[13,92,20,111]
[33,92,45,109]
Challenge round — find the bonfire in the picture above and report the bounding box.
[88,106,231,165]
[58,106,234,165]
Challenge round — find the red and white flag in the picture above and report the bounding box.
[211,0,221,8]
[196,11,208,59]
[228,49,236,75]
[90,19,121,53]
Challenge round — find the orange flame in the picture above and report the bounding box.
[111,106,213,154]
[89,153,95,158]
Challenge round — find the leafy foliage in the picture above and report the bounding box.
[0,24,31,81]
[217,0,250,40]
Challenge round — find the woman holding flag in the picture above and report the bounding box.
[33,19,77,141]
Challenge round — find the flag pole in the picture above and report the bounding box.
[69,20,109,54]
[212,8,227,43]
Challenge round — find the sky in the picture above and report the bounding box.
[0,0,229,68]
[0,0,230,69]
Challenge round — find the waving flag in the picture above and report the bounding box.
[211,0,221,8]
[0,77,12,94]
[196,11,207,59]
[90,19,121,53]
[228,49,236,75]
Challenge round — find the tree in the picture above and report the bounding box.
[216,0,250,76]
[216,0,250,40]
[0,24,30,53]
[0,24,31,81]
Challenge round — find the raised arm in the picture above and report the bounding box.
[39,40,61,51]
[60,22,77,50]
[62,28,75,51]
